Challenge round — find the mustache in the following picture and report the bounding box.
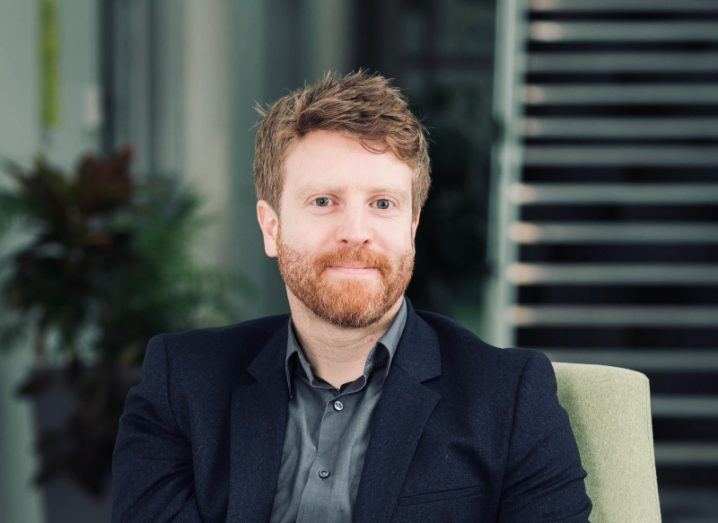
[315,247,391,274]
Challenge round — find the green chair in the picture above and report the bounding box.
[552,362,662,522]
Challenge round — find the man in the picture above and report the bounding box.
[111,70,592,522]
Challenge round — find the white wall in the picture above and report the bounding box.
[0,3,44,519]
[0,0,99,521]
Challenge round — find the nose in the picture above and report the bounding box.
[336,204,372,248]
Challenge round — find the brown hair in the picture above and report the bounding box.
[253,69,430,214]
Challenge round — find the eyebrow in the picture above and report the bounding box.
[297,184,409,197]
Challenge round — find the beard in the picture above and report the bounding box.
[276,229,414,329]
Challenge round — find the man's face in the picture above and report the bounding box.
[257,130,421,328]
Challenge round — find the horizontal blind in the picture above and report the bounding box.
[495,0,718,516]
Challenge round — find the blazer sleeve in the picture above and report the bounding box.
[497,350,593,522]
[111,335,202,522]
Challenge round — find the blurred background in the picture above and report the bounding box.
[0,0,716,521]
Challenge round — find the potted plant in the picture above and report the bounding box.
[0,148,246,518]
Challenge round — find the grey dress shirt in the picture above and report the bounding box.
[269,297,408,523]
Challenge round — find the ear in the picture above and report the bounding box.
[411,210,421,242]
[256,200,279,257]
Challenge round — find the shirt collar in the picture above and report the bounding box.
[284,296,408,397]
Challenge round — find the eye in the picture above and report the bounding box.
[374,198,393,210]
[313,197,333,207]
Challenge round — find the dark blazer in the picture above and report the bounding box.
[111,299,592,522]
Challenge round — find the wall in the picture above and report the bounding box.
[0,0,99,521]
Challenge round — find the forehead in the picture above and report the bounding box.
[282,130,414,195]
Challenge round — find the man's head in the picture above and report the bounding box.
[254,70,431,328]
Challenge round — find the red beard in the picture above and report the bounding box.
[276,231,414,328]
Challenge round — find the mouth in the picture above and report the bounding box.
[327,265,378,276]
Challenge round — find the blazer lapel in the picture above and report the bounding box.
[226,322,290,521]
[353,300,443,523]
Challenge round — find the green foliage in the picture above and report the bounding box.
[0,149,249,495]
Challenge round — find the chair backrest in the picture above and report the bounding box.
[552,362,662,522]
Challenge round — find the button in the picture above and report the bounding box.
[318,469,331,479]
[333,400,344,411]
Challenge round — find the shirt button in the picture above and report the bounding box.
[318,469,331,479]
[333,400,344,411]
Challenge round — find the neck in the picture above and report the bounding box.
[286,291,403,389]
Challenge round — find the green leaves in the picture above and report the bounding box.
[1,149,242,364]
[0,149,246,494]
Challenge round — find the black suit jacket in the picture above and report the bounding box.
[111,299,592,522]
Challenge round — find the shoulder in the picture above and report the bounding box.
[416,310,548,368]
[415,308,551,384]
[151,314,289,372]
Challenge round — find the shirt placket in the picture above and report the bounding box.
[295,382,363,523]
